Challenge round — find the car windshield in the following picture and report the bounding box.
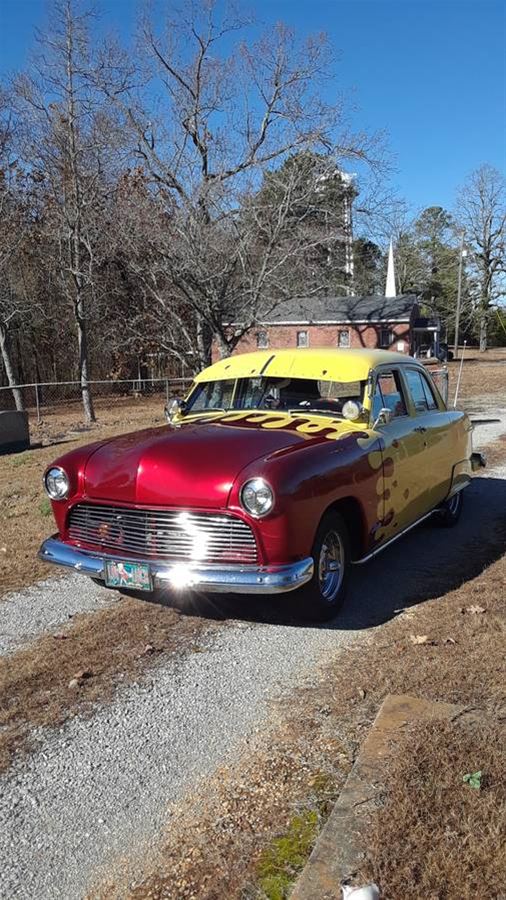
[184,376,366,416]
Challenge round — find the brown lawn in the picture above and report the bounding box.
[0,397,164,597]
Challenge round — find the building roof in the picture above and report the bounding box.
[196,348,414,384]
[244,293,418,325]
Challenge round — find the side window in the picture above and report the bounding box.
[420,372,439,410]
[256,331,268,349]
[338,329,350,348]
[404,369,438,413]
[372,370,407,420]
[297,330,309,348]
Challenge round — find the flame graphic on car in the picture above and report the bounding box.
[186,410,401,550]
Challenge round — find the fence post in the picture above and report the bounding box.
[165,378,170,406]
[35,383,41,425]
[442,367,449,406]
[453,340,467,408]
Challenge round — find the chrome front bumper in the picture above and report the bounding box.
[38,537,314,595]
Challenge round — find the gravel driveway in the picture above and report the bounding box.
[0,576,116,656]
[1,410,504,900]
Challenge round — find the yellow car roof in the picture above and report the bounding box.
[195,348,413,383]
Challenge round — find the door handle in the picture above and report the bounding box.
[414,426,427,434]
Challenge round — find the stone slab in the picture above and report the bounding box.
[0,409,29,454]
[291,694,464,900]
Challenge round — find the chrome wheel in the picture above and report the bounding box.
[297,512,349,621]
[435,488,464,528]
[318,529,345,602]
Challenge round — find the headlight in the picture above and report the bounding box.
[44,467,70,500]
[240,478,274,518]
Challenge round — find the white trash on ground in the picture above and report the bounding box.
[342,884,380,899]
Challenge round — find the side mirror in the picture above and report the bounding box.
[372,407,392,429]
[164,397,186,423]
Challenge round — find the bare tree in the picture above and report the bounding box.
[455,165,506,351]
[0,90,28,410]
[13,0,124,421]
[95,2,383,367]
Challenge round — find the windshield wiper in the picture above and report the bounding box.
[183,407,228,417]
[287,407,343,418]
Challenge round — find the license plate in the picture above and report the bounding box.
[104,560,152,591]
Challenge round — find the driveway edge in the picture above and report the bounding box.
[291,693,464,899]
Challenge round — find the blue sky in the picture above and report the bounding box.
[1,0,505,213]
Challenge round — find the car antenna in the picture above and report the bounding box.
[453,339,467,408]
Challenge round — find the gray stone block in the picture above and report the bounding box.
[0,410,30,454]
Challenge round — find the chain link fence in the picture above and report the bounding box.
[0,378,194,424]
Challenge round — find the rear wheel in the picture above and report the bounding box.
[296,512,350,622]
[435,489,464,527]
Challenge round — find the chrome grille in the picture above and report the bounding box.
[67,504,258,564]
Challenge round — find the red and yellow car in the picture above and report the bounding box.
[39,349,485,620]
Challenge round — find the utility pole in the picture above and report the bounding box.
[453,230,465,359]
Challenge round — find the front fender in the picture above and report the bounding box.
[228,429,384,565]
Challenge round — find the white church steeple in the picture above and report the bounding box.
[385,239,396,298]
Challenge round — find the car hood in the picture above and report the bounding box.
[82,412,328,507]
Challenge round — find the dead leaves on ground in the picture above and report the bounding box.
[410,634,433,646]
[409,604,488,648]
[409,634,457,647]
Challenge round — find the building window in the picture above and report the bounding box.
[338,329,350,348]
[296,330,309,348]
[256,330,269,349]
[380,328,394,349]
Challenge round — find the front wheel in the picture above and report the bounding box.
[296,512,350,622]
[435,489,464,527]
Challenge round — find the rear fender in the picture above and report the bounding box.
[445,458,473,500]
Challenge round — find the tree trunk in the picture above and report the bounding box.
[76,302,95,423]
[65,10,95,425]
[0,326,24,411]
[195,315,213,370]
[15,333,26,384]
[479,315,487,352]
[216,333,232,360]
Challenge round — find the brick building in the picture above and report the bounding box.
[224,294,422,358]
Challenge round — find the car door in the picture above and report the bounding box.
[369,365,429,541]
[400,365,453,510]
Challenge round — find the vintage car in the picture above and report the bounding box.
[39,349,485,620]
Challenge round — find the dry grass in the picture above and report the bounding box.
[91,531,506,899]
[440,348,506,401]
[360,718,506,900]
[0,397,163,597]
[0,596,214,772]
[483,438,506,470]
